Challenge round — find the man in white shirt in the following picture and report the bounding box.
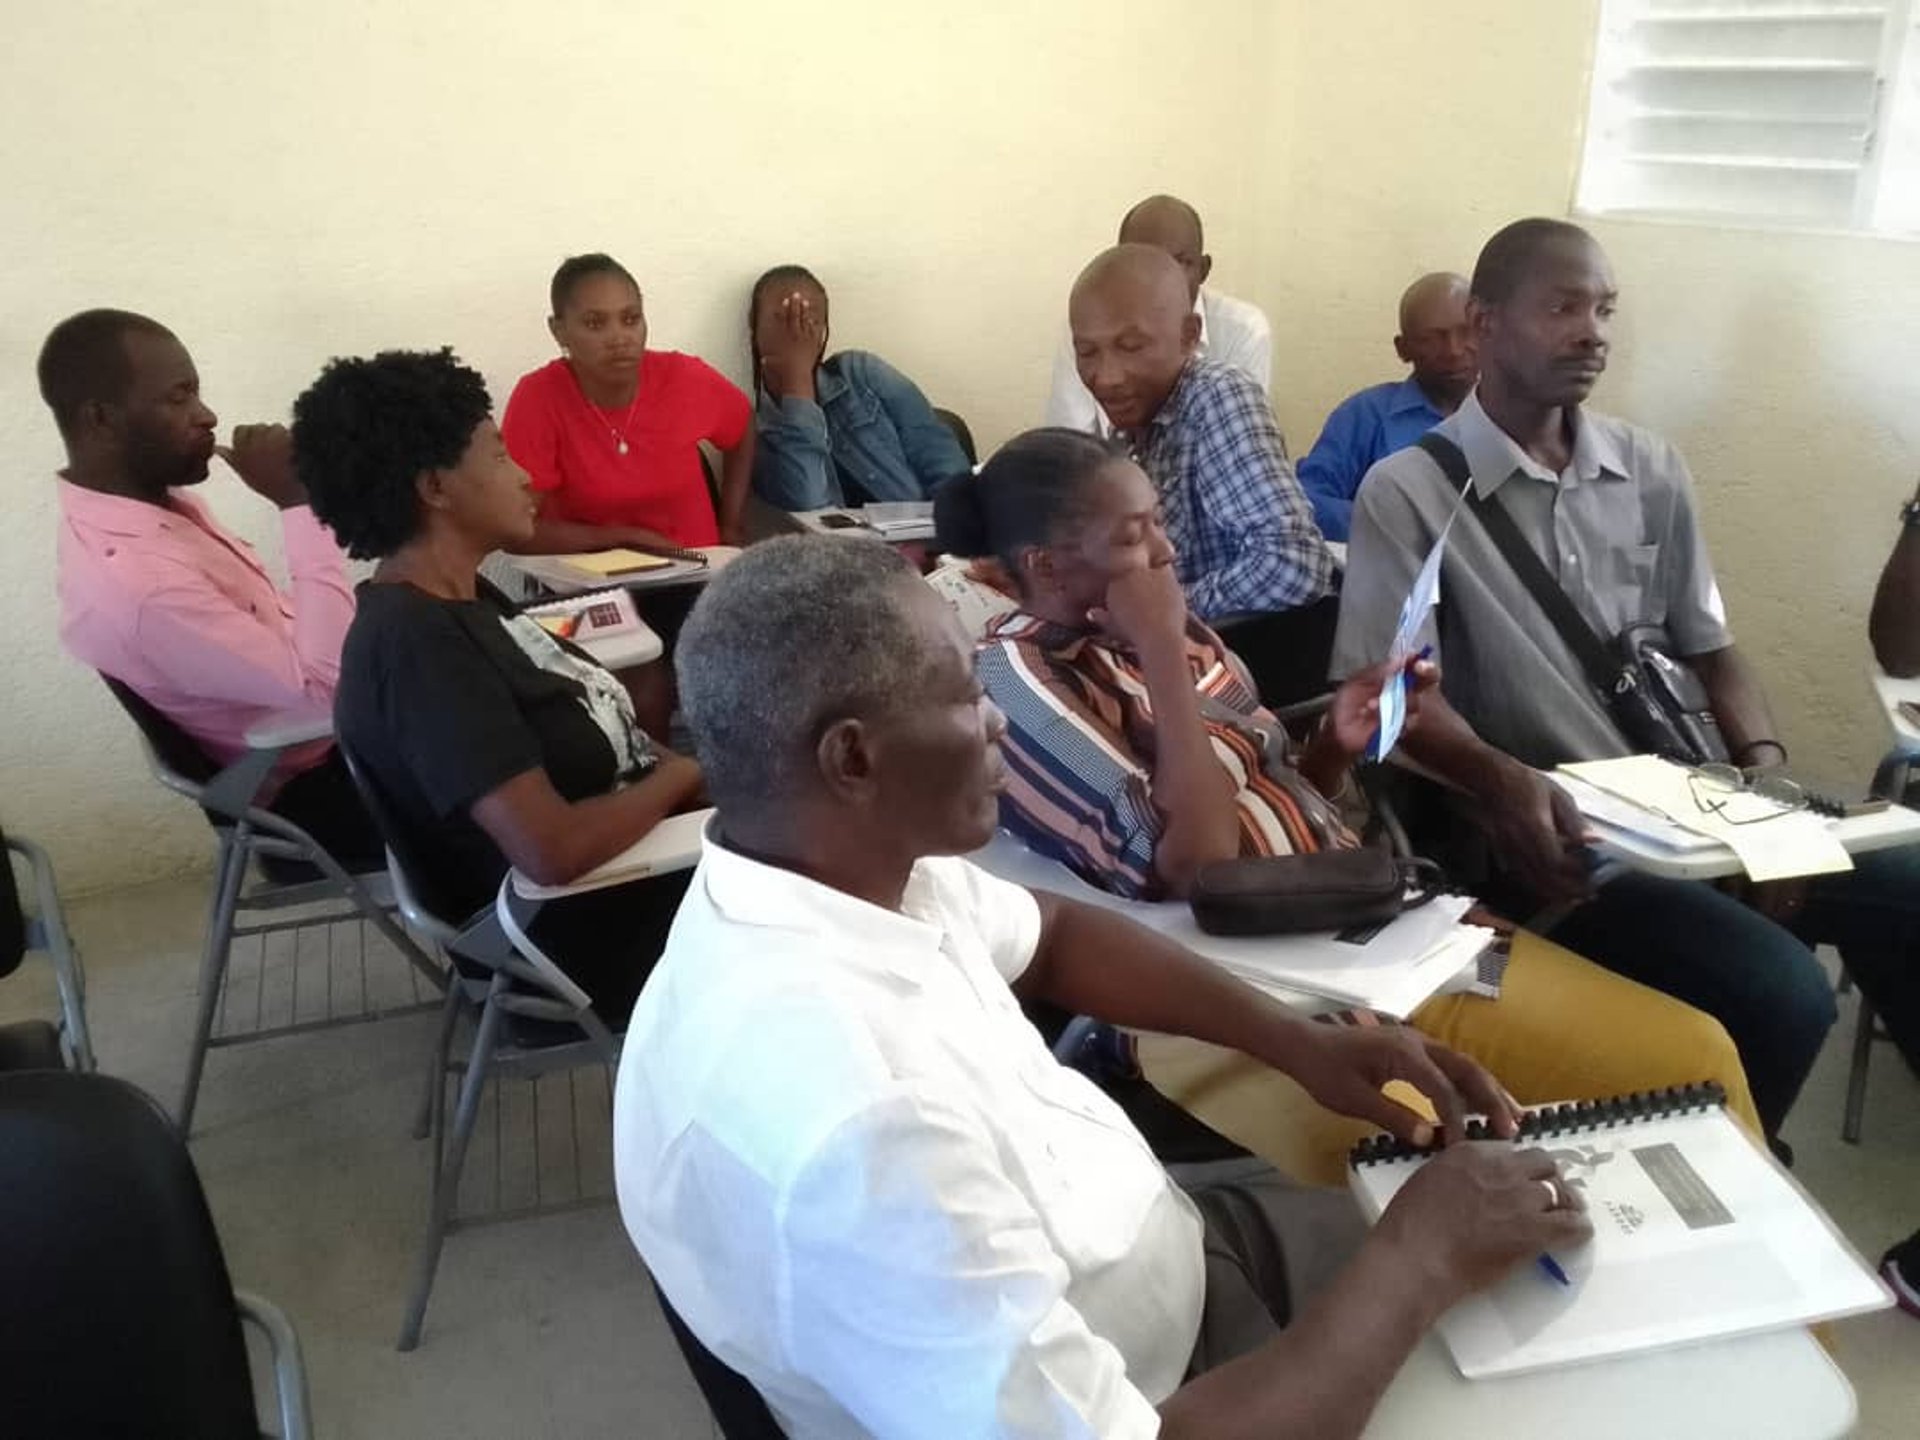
[1044,194,1273,433]
[615,534,1590,1439]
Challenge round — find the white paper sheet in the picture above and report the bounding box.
[1559,756,1853,882]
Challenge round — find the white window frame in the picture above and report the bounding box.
[1574,0,1920,239]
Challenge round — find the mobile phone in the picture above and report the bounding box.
[818,513,863,530]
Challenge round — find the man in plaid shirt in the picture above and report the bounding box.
[1066,245,1333,625]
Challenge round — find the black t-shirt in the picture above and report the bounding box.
[335,580,655,922]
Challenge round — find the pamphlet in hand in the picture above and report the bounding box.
[1369,493,1469,761]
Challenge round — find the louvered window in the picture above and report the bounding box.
[1575,0,1920,236]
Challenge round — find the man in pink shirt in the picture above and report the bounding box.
[40,309,379,866]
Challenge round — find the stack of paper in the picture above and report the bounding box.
[513,549,716,596]
[1146,894,1490,1017]
[552,548,672,580]
[969,832,1488,1017]
[861,501,937,540]
[1558,755,1853,882]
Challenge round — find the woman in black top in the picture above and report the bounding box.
[291,348,704,1024]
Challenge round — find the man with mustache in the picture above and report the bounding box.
[1335,217,1920,1158]
[41,308,378,864]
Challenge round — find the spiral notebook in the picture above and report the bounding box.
[1348,1084,1890,1378]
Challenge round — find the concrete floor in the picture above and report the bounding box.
[8,869,1918,1439]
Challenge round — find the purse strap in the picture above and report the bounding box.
[1414,433,1622,698]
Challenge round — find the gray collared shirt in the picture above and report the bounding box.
[1331,391,1732,767]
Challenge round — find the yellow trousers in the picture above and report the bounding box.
[1137,930,1761,1188]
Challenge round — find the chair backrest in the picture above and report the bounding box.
[335,740,475,932]
[933,407,978,466]
[100,673,222,788]
[0,818,26,979]
[0,1071,263,1437]
[654,1283,787,1438]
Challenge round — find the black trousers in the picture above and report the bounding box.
[518,869,695,1028]
[269,749,385,872]
[1215,594,1344,711]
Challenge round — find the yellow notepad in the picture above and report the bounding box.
[557,548,674,577]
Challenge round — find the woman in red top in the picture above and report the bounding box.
[502,253,754,552]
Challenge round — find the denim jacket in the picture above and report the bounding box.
[751,350,971,511]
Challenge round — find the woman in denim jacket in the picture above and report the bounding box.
[747,265,973,511]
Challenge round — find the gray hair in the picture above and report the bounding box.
[676,535,932,812]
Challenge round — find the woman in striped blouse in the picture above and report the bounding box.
[933,427,1758,1182]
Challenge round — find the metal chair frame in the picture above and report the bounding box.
[113,695,445,1131]
[4,832,95,1071]
[397,879,629,1350]
[1839,746,1914,1144]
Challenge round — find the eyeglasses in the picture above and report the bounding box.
[1687,763,1807,826]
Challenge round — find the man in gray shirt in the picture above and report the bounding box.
[1336,218,1920,1148]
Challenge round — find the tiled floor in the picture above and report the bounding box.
[8,870,1917,1438]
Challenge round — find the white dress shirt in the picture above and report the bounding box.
[614,827,1205,1439]
[1044,286,1275,434]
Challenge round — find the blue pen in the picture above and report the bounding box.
[1538,1254,1571,1286]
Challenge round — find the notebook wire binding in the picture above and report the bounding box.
[1349,1081,1727,1167]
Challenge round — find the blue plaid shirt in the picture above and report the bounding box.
[1124,360,1333,621]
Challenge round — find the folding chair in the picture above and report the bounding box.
[933,407,978,467]
[0,1069,312,1439]
[1,821,93,1072]
[100,677,445,1131]
[1838,744,1915,1144]
[335,739,709,1349]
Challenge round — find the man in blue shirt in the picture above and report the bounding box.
[1297,273,1475,540]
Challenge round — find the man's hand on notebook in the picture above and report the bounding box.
[1376,1144,1594,1301]
[1290,1021,1524,1150]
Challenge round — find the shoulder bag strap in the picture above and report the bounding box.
[1413,433,1620,697]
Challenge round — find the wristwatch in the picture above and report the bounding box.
[1902,498,1920,529]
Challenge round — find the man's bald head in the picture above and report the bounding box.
[1393,271,1476,411]
[1117,194,1210,298]
[1068,244,1202,433]
[1398,272,1468,335]
[1072,244,1192,327]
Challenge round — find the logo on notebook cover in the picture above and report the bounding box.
[1605,1200,1647,1236]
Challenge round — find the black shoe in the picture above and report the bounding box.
[1882,1231,1920,1319]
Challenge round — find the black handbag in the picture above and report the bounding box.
[1415,434,1729,768]
[1189,847,1445,938]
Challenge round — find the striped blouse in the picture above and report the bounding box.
[978,609,1357,900]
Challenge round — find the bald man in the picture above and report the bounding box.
[1044,194,1273,434]
[1068,244,1334,702]
[1296,273,1475,541]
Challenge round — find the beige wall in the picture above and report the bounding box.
[1262,0,1920,784]
[0,0,1272,891]
[5,0,1915,892]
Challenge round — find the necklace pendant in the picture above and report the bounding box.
[616,439,629,455]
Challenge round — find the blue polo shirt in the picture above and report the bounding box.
[1295,377,1446,541]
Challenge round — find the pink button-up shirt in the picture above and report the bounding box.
[56,479,354,784]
